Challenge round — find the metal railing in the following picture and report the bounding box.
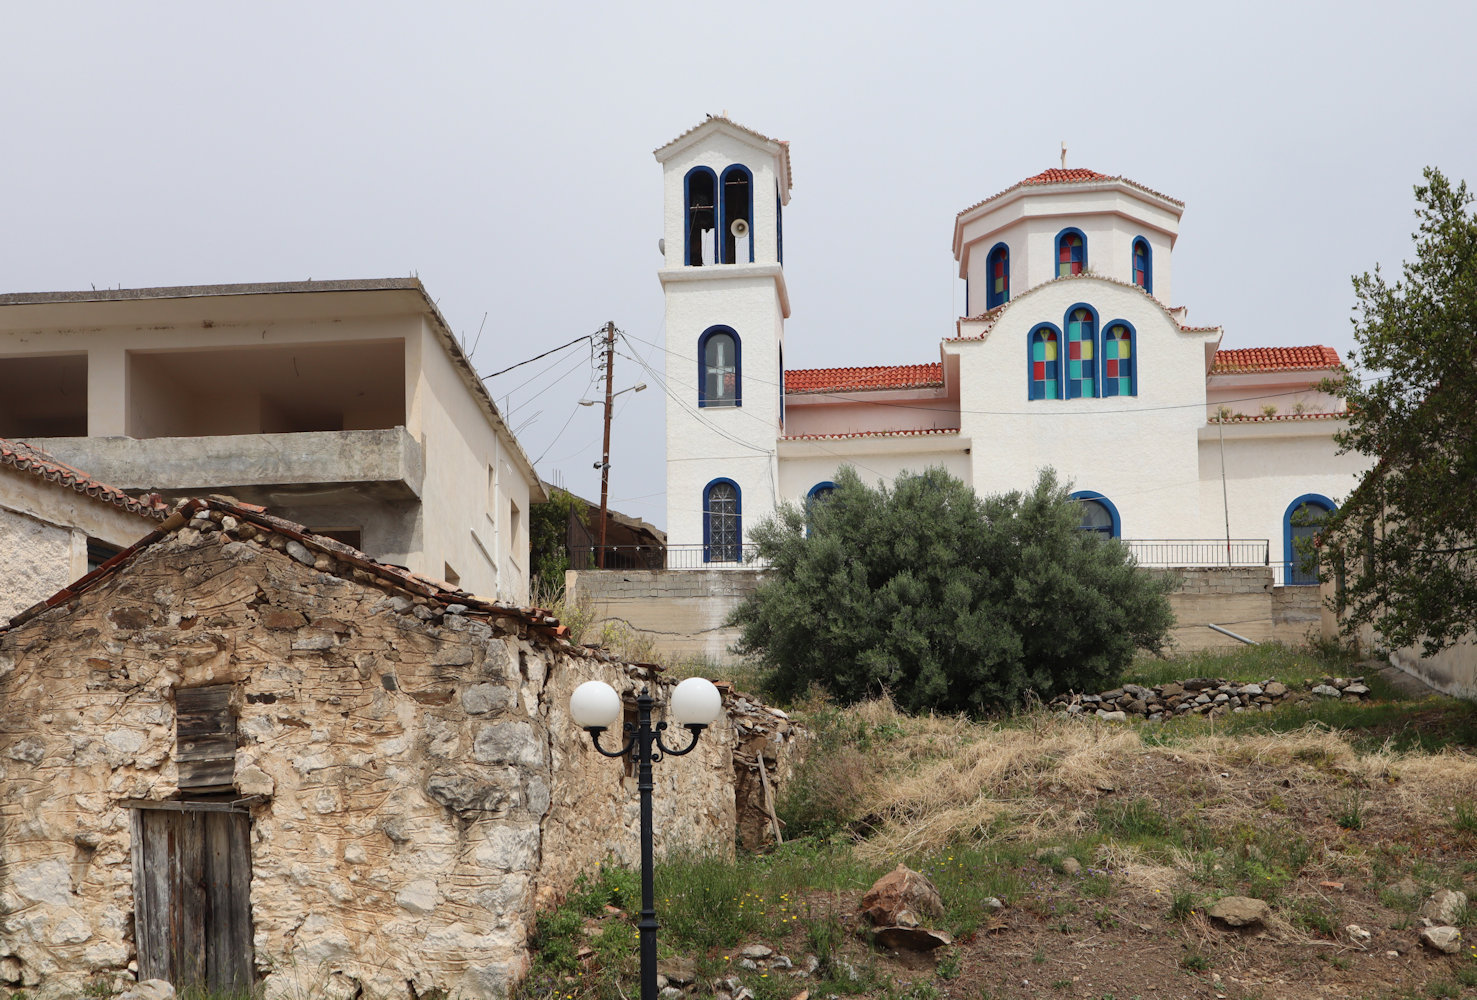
[571,543,764,571]
[1123,538,1270,568]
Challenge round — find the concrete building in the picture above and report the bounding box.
[0,438,166,624]
[0,279,543,605]
[656,117,1371,585]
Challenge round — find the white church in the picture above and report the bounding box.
[655,116,1370,585]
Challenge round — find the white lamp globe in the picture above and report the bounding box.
[669,677,723,727]
[569,681,622,729]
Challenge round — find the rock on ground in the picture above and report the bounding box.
[1207,895,1270,928]
[860,864,944,926]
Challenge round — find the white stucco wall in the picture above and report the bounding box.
[948,278,1216,536]
[1197,420,1371,581]
[777,437,972,501]
[958,184,1180,308]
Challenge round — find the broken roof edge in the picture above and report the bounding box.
[0,497,591,656]
[0,277,546,503]
[0,438,169,520]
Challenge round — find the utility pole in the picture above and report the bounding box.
[597,321,615,569]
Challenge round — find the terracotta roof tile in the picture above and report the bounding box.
[782,426,961,442]
[1211,411,1347,423]
[785,363,943,394]
[0,439,167,519]
[957,169,1184,219]
[1211,346,1343,373]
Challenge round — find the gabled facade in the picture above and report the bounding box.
[0,438,166,624]
[0,279,544,604]
[657,119,1371,583]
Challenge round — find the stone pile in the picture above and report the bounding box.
[725,689,799,849]
[1049,675,1372,721]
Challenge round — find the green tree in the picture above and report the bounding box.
[1322,168,1477,654]
[729,466,1175,715]
[529,486,587,596]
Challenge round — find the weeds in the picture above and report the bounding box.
[1169,891,1198,921]
[1335,791,1365,830]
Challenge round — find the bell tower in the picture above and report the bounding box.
[653,116,792,564]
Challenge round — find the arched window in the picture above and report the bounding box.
[1028,324,1062,400]
[1101,321,1135,397]
[1132,237,1152,293]
[683,167,718,267]
[807,481,837,502]
[1070,490,1121,538]
[776,190,784,265]
[1284,494,1336,586]
[986,243,1010,309]
[698,326,741,407]
[720,164,754,263]
[1056,228,1086,277]
[1064,304,1098,399]
[704,479,742,563]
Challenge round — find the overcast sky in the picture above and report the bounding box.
[4,2,1474,530]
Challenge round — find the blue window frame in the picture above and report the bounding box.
[720,164,754,263]
[1055,227,1087,277]
[985,243,1010,309]
[807,481,838,501]
[1132,237,1152,294]
[776,190,783,265]
[698,326,741,407]
[683,167,718,267]
[704,478,742,563]
[1070,490,1121,538]
[1028,323,1062,400]
[1101,320,1136,397]
[1063,303,1098,399]
[1284,494,1336,585]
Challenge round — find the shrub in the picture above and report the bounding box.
[731,467,1175,715]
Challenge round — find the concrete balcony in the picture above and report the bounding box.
[25,427,424,501]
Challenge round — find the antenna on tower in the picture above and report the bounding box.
[1061,141,1068,169]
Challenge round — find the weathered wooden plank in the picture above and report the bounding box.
[204,813,231,994]
[175,685,232,714]
[176,812,206,990]
[138,809,173,982]
[120,798,252,814]
[178,756,236,790]
[226,813,255,991]
[131,810,161,982]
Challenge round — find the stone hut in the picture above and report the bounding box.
[0,498,792,999]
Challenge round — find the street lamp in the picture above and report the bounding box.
[569,676,724,1000]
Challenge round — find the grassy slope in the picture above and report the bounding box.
[522,644,1477,1000]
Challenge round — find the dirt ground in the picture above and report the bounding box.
[728,746,1477,1000]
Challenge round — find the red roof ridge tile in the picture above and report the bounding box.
[0,438,168,520]
[782,426,961,442]
[1211,411,1347,423]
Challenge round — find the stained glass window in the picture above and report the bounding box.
[1056,231,1084,277]
[699,327,740,406]
[1102,323,1134,397]
[705,480,741,563]
[1132,238,1151,293]
[986,244,1009,309]
[1029,326,1060,400]
[1065,307,1096,398]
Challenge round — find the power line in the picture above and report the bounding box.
[480,332,596,381]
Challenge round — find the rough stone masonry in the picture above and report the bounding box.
[0,500,794,1000]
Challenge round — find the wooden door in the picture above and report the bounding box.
[132,806,254,994]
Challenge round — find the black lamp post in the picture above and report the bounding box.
[569,676,723,1000]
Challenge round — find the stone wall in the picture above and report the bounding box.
[0,505,790,1000]
[566,568,765,663]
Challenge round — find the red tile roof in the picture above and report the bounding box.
[1021,168,1111,185]
[782,427,961,442]
[1211,411,1347,423]
[1211,346,1342,373]
[957,169,1184,219]
[0,439,168,519]
[785,363,944,394]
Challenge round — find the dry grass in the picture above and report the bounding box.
[801,697,1477,863]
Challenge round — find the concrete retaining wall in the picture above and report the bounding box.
[571,565,1325,664]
